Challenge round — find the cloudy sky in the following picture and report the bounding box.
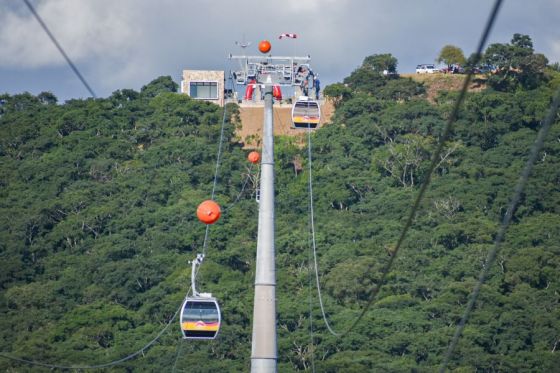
[1,0,559,101]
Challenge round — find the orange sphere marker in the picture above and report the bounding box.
[258,40,271,54]
[248,151,261,164]
[196,200,221,224]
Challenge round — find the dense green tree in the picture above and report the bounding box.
[376,78,426,101]
[323,83,353,107]
[437,44,466,69]
[484,33,549,90]
[343,67,387,93]
[140,75,179,97]
[362,53,398,73]
[37,91,58,105]
[326,54,422,103]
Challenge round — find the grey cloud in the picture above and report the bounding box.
[0,0,558,100]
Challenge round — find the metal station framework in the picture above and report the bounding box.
[229,53,313,88]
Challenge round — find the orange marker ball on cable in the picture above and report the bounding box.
[196,200,221,224]
[258,40,271,54]
[248,151,261,164]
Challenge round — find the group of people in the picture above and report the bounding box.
[241,63,321,101]
[295,64,320,99]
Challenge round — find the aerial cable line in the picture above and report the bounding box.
[171,284,194,372]
[200,78,230,255]
[0,305,181,370]
[339,0,504,337]
[306,125,317,373]
[199,71,258,224]
[308,226,316,373]
[221,163,256,213]
[0,91,231,370]
[171,335,185,373]
[0,74,233,371]
[306,0,503,338]
[306,125,339,337]
[210,82,229,200]
[173,72,234,369]
[439,85,560,373]
[22,0,97,98]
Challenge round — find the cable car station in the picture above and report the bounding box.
[229,53,322,130]
[181,47,331,149]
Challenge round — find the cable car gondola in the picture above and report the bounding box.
[180,296,221,339]
[291,96,320,129]
[180,254,221,340]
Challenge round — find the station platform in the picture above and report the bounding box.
[231,98,334,148]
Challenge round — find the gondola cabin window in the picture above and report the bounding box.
[184,302,219,322]
[189,81,218,100]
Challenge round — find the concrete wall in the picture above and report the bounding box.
[181,70,225,106]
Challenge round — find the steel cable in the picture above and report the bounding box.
[0,305,181,370]
[306,0,503,338]
[439,85,560,373]
[341,0,503,337]
[22,0,97,98]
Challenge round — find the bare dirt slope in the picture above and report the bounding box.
[237,99,334,148]
[401,73,486,102]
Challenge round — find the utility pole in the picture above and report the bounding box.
[250,84,277,372]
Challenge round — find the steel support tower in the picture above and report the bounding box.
[250,84,277,372]
[229,50,314,373]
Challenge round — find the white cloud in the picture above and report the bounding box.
[0,0,136,67]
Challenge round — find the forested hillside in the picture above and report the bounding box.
[1,36,560,371]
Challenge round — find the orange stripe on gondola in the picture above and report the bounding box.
[182,321,220,331]
[293,116,320,123]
